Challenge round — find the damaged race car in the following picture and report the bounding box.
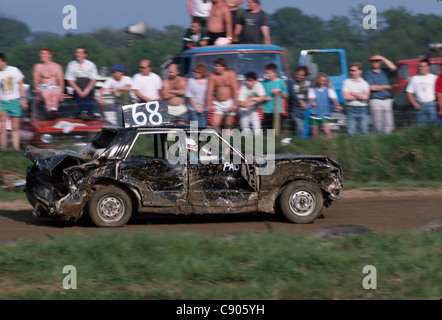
[24,102,343,227]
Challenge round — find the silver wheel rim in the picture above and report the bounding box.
[289,190,315,217]
[97,195,125,223]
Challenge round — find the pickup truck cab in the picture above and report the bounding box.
[163,44,291,82]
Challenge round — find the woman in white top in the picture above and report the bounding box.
[186,62,208,127]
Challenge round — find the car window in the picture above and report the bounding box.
[130,132,167,159]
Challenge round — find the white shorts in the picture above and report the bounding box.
[213,99,236,116]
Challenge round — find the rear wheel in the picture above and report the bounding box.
[279,181,323,224]
[87,186,132,227]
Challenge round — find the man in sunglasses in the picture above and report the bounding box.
[132,59,162,103]
[364,54,397,134]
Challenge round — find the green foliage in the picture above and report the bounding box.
[278,126,442,183]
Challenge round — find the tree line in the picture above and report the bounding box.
[1,5,442,87]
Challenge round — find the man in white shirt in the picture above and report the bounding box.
[0,52,27,149]
[132,60,162,103]
[342,62,370,137]
[238,71,265,134]
[406,59,438,127]
[98,64,132,126]
[65,45,99,119]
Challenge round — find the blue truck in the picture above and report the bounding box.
[162,44,349,131]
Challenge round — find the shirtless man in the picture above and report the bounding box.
[206,57,238,131]
[32,48,64,118]
[206,0,232,45]
[162,64,188,124]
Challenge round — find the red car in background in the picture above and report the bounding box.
[20,94,112,149]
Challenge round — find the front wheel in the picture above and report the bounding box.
[87,186,132,227]
[279,181,323,224]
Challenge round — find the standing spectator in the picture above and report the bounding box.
[187,0,212,27]
[163,64,187,124]
[262,63,288,130]
[436,66,442,125]
[65,45,99,120]
[98,63,132,126]
[206,57,238,132]
[307,73,342,139]
[364,54,397,134]
[0,53,27,150]
[206,0,232,45]
[132,59,163,103]
[32,48,64,119]
[406,59,438,127]
[238,71,265,134]
[234,0,270,45]
[186,62,208,126]
[342,62,370,137]
[288,66,311,137]
[183,20,210,50]
[225,0,243,31]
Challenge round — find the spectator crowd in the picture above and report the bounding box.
[1,0,442,150]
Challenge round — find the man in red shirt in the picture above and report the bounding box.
[436,67,442,119]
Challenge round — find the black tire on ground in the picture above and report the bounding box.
[279,180,323,224]
[87,186,132,227]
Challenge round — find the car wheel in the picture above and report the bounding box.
[280,181,323,224]
[87,186,132,227]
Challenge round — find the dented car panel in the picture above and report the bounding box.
[24,125,343,226]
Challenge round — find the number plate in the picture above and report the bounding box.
[121,101,170,128]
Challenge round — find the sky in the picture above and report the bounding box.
[0,0,441,35]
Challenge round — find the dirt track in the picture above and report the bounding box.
[0,189,441,243]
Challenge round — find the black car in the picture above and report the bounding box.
[24,103,343,227]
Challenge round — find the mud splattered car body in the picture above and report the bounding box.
[25,123,343,227]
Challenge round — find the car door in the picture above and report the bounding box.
[119,131,187,207]
[187,133,258,213]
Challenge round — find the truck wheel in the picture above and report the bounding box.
[87,186,132,227]
[280,181,323,224]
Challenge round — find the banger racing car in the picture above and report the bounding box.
[24,102,343,227]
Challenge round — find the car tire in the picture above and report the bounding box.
[87,186,132,227]
[279,181,323,224]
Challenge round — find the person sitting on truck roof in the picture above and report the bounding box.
[187,0,212,28]
[183,20,210,50]
[234,0,270,45]
[206,0,233,45]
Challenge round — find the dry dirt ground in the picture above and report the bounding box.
[0,189,441,244]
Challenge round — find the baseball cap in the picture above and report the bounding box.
[111,63,126,72]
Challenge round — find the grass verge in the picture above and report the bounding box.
[0,231,440,300]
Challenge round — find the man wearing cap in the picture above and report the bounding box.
[65,45,99,120]
[98,64,132,126]
[363,54,397,134]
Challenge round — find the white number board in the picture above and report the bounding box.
[122,101,170,128]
